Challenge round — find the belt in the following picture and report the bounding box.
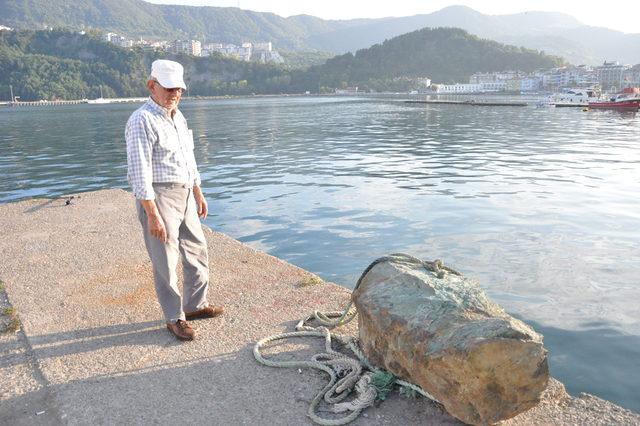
[152,182,191,189]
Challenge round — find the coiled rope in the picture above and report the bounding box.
[253,253,460,425]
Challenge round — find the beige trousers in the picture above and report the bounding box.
[136,183,209,323]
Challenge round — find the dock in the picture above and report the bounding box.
[0,97,147,107]
[405,100,528,106]
[0,189,637,425]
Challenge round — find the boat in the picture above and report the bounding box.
[87,86,110,104]
[545,88,600,107]
[588,87,640,111]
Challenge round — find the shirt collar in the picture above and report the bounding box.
[146,96,175,118]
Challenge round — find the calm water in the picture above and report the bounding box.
[1,97,639,411]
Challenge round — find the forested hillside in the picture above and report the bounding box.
[306,27,565,91]
[0,0,351,50]
[0,30,300,100]
[0,28,564,101]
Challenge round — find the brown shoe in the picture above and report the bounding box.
[166,319,195,341]
[185,305,224,320]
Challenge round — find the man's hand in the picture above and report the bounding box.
[193,185,208,219]
[147,213,167,243]
[140,199,167,243]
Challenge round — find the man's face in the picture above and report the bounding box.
[147,79,184,111]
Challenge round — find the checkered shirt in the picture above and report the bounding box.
[125,98,201,200]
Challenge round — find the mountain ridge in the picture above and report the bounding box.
[1,0,638,64]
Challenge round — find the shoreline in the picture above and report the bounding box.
[0,91,551,108]
[0,189,638,424]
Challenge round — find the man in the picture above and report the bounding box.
[125,59,223,341]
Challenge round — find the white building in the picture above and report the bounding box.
[252,50,284,64]
[335,87,359,95]
[541,66,600,89]
[149,40,169,50]
[192,40,202,56]
[103,33,134,48]
[595,61,630,91]
[104,32,118,43]
[434,82,507,94]
[118,36,133,48]
[0,25,13,31]
[253,42,272,52]
[520,77,542,92]
[171,40,202,56]
[622,65,640,88]
[201,40,282,62]
[469,73,498,84]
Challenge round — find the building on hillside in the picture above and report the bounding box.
[201,43,223,57]
[202,42,250,60]
[240,42,253,61]
[201,41,282,63]
[520,77,543,92]
[119,37,134,48]
[191,40,202,57]
[0,25,13,31]
[253,50,284,63]
[148,40,169,50]
[104,32,134,48]
[469,73,497,84]
[542,71,562,89]
[253,42,272,52]
[104,32,118,43]
[622,65,640,88]
[547,65,598,88]
[595,61,630,91]
[171,40,202,56]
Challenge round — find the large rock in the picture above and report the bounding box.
[352,254,549,425]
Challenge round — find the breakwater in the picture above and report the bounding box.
[0,97,147,107]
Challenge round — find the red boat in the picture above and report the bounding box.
[588,87,640,110]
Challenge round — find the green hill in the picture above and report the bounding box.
[0,28,564,101]
[303,27,565,91]
[0,30,296,101]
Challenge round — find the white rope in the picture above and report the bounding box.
[254,254,450,425]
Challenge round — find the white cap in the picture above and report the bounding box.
[150,59,186,90]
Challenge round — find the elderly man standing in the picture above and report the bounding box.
[125,59,223,341]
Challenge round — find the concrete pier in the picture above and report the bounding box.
[0,189,637,425]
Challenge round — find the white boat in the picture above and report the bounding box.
[87,86,110,104]
[545,88,600,107]
[87,98,110,104]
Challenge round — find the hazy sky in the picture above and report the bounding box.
[145,0,639,34]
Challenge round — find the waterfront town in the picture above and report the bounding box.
[437,62,640,93]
